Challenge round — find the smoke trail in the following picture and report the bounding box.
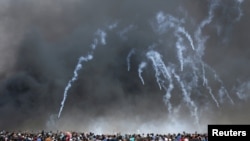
[153,12,194,71]
[172,69,199,125]
[146,1,243,123]
[151,9,222,113]
[235,0,244,22]
[194,0,219,57]
[175,31,185,71]
[177,27,195,50]
[153,11,182,34]
[58,28,108,118]
[58,54,93,118]
[127,48,135,71]
[108,22,118,30]
[96,29,107,45]
[119,25,135,40]
[204,64,234,104]
[145,49,200,124]
[202,74,220,108]
[138,61,147,85]
[146,50,174,113]
[146,50,172,89]
[234,81,250,100]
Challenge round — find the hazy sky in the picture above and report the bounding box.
[0,0,249,134]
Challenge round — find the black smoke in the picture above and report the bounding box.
[0,0,249,133]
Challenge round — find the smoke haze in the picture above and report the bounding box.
[0,0,250,134]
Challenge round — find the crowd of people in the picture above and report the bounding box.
[0,130,208,141]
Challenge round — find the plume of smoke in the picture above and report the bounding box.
[138,62,147,85]
[175,32,185,71]
[171,69,199,125]
[0,0,248,133]
[234,81,250,100]
[58,28,108,118]
[153,12,194,71]
[235,0,244,21]
[177,27,195,50]
[146,50,174,113]
[140,0,243,126]
[194,0,219,58]
[119,25,135,40]
[127,48,135,71]
[204,64,234,104]
[58,54,93,118]
[96,29,107,45]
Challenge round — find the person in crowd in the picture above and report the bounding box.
[0,130,208,141]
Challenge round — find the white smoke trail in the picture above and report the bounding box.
[175,31,185,71]
[201,63,207,86]
[218,87,227,103]
[96,29,107,45]
[138,62,147,85]
[172,69,199,125]
[234,81,250,100]
[162,84,174,113]
[177,27,195,50]
[155,12,194,51]
[204,64,234,104]
[150,8,232,118]
[153,12,195,72]
[154,11,181,34]
[195,0,242,106]
[199,62,220,107]
[108,22,118,30]
[194,0,219,57]
[90,39,98,50]
[174,27,195,72]
[191,0,236,107]
[128,0,245,130]
[58,28,108,118]
[127,48,135,71]
[58,54,93,118]
[146,50,174,113]
[119,24,135,40]
[203,78,220,108]
[184,57,199,88]
[146,50,172,89]
[146,1,244,124]
[234,0,244,22]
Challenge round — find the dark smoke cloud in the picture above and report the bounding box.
[0,0,250,133]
